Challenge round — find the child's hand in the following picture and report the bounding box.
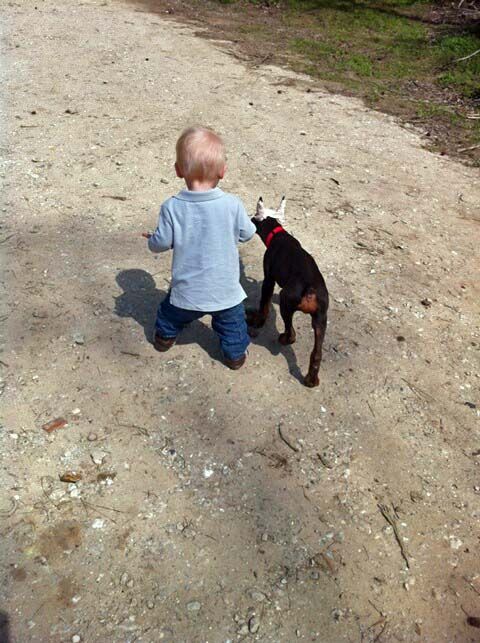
[142,232,152,239]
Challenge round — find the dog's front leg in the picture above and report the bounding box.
[304,311,327,388]
[246,276,275,328]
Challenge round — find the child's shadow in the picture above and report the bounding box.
[240,261,303,384]
[114,269,222,361]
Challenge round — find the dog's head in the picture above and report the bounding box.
[252,196,286,227]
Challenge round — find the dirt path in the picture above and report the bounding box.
[1,1,479,642]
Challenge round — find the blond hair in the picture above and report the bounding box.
[176,127,226,182]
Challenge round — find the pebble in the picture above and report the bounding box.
[120,572,130,586]
[160,178,169,184]
[92,518,105,529]
[237,624,249,636]
[73,333,85,345]
[71,408,81,415]
[249,591,266,602]
[187,601,201,612]
[147,600,154,609]
[87,432,98,442]
[449,536,462,550]
[90,449,107,465]
[72,636,81,643]
[248,616,260,634]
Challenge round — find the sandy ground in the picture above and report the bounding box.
[1,1,480,642]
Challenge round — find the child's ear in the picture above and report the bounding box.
[174,162,183,179]
[218,165,226,180]
[276,195,286,220]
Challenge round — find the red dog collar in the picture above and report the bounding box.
[265,225,285,248]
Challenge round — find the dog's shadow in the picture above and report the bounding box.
[240,262,303,384]
[114,269,222,361]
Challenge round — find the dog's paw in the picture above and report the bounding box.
[278,332,296,345]
[304,373,319,388]
[246,311,266,328]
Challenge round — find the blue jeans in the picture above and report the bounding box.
[155,293,249,361]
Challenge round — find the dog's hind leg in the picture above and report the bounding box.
[278,290,297,345]
[246,276,275,328]
[304,310,327,388]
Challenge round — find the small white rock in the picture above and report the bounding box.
[92,518,105,529]
[90,450,107,465]
[187,601,201,612]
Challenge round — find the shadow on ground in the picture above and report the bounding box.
[114,264,304,383]
[0,611,11,643]
[114,268,222,361]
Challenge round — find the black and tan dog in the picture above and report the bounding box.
[247,196,329,388]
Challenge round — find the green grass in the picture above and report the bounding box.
[222,0,480,100]
[209,0,480,158]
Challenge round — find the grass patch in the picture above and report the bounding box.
[134,0,480,161]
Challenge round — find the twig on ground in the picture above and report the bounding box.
[378,503,410,569]
[277,423,299,452]
[401,377,435,402]
[373,620,388,642]
[458,143,480,153]
[455,48,480,63]
[0,497,18,517]
[113,411,149,436]
[368,600,384,617]
[85,501,127,514]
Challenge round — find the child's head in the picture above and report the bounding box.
[175,127,226,186]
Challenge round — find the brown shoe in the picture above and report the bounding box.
[153,332,176,352]
[224,354,246,370]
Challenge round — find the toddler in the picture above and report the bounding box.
[144,127,256,369]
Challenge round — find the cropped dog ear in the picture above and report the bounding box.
[255,196,265,219]
[276,195,286,220]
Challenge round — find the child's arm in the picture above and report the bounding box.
[237,201,256,243]
[145,207,174,253]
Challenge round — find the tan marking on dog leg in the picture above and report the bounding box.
[297,293,318,314]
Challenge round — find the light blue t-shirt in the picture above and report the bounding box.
[148,188,256,311]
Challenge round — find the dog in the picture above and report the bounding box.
[247,196,329,388]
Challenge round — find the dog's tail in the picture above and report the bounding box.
[298,286,319,314]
